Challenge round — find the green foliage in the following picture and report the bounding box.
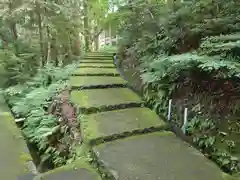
[141,53,240,84]
[199,34,240,57]
[116,0,240,57]
[140,33,240,173]
[4,63,77,166]
[186,115,239,173]
[115,0,240,174]
[0,0,84,88]
[0,41,39,87]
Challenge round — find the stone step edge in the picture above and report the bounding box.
[71,83,128,90]
[79,66,115,68]
[74,102,144,114]
[86,124,170,146]
[80,61,113,64]
[71,74,120,77]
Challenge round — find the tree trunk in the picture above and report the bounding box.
[8,1,18,52]
[109,25,112,46]
[36,3,45,67]
[0,33,8,48]
[50,34,58,66]
[94,36,99,51]
[71,33,81,56]
[46,26,51,64]
[83,0,90,52]
[10,23,18,40]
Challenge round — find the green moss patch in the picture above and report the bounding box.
[80,63,115,68]
[93,131,226,180]
[80,59,113,64]
[70,76,127,89]
[81,107,167,144]
[72,68,119,76]
[70,88,143,112]
[40,159,101,180]
[0,112,34,179]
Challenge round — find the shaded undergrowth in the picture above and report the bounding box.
[3,63,83,172]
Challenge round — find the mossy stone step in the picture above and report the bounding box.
[70,76,127,89]
[0,112,34,179]
[40,160,101,180]
[85,55,113,58]
[86,52,113,55]
[80,59,113,64]
[79,63,115,68]
[85,54,113,58]
[70,88,143,112]
[81,107,167,144]
[94,132,227,180]
[72,68,119,76]
[84,57,113,60]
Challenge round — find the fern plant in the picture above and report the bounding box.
[4,63,78,168]
[140,33,240,173]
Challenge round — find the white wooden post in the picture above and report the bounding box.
[181,108,188,134]
[167,99,172,121]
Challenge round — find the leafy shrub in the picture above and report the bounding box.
[186,115,239,173]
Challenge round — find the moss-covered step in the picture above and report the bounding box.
[86,53,113,56]
[81,107,168,144]
[85,54,113,58]
[70,88,143,113]
[80,59,113,64]
[72,68,119,76]
[0,112,36,179]
[93,131,228,180]
[79,63,115,68]
[86,52,113,55]
[84,56,113,61]
[40,160,101,180]
[85,55,113,58]
[70,76,128,89]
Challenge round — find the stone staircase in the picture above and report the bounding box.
[0,52,237,180]
[41,52,234,180]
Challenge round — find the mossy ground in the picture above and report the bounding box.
[70,88,142,109]
[0,112,33,179]
[70,76,127,88]
[73,68,119,75]
[81,107,166,143]
[40,158,101,180]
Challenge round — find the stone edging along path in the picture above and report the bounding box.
[0,95,37,180]
[40,52,237,180]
